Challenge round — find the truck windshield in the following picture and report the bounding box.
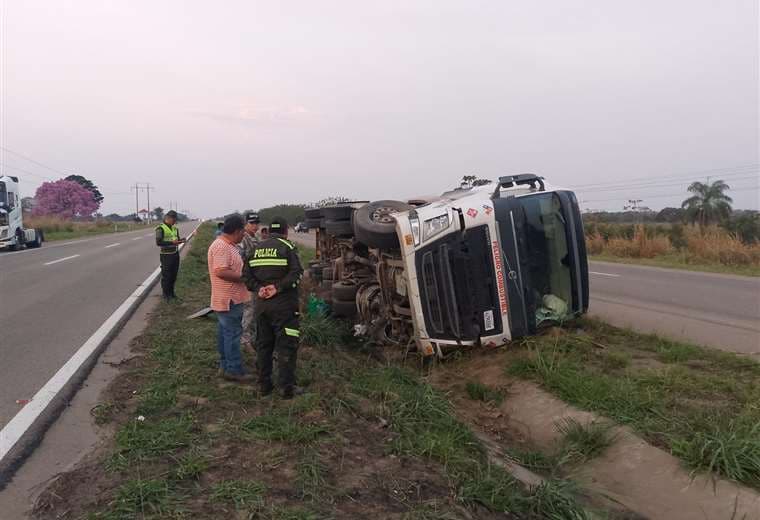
[519,193,573,324]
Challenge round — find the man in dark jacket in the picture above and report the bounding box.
[242,217,303,398]
[155,210,185,300]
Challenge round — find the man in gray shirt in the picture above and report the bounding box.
[240,212,260,348]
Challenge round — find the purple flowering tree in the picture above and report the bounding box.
[33,179,100,218]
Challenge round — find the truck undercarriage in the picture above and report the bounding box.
[303,175,589,356]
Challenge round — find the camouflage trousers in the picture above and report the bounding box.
[241,299,257,348]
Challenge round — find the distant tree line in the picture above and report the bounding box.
[585,178,759,244]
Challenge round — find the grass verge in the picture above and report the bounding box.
[506,318,760,489]
[590,254,760,277]
[34,229,610,519]
[24,216,154,242]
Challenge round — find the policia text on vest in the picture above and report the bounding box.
[242,220,303,399]
[155,212,186,300]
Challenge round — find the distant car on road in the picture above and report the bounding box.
[294,222,309,233]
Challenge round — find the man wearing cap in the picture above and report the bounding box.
[239,212,260,347]
[242,217,304,398]
[155,210,186,300]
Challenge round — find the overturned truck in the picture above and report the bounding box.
[305,174,589,357]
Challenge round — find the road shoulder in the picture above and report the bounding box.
[0,285,164,519]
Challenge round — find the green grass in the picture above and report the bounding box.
[351,366,592,518]
[95,478,184,519]
[507,318,760,488]
[210,480,267,510]
[465,381,505,404]
[590,253,760,277]
[73,224,602,518]
[555,418,616,465]
[300,313,353,348]
[37,220,153,242]
[298,245,316,266]
[296,449,329,501]
[109,414,198,469]
[241,413,329,444]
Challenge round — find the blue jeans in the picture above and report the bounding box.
[216,302,245,375]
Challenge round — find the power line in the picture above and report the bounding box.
[570,164,759,189]
[579,185,759,204]
[0,162,55,181]
[575,174,760,193]
[0,146,70,177]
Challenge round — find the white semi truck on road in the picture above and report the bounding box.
[0,175,44,250]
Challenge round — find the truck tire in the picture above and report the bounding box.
[27,230,42,248]
[305,218,322,229]
[324,219,353,237]
[322,267,334,281]
[309,265,322,282]
[304,209,323,229]
[331,300,357,318]
[305,208,323,220]
[353,200,413,249]
[321,205,354,221]
[332,281,358,301]
[9,228,23,251]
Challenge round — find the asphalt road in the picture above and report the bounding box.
[290,232,759,354]
[0,223,196,430]
[588,261,759,355]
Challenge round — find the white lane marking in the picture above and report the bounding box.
[590,271,621,278]
[144,233,153,237]
[132,237,142,241]
[43,254,80,266]
[0,225,200,466]
[104,243,121,249]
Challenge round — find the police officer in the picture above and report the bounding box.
[242,217,303,398]
[239,212,261,347]
[155,210,185,300]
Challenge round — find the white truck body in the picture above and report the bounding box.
[0,175,43,250]
[306,175,589,357]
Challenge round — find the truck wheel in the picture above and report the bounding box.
[9,228,23,251]
[321,205,354,221]
[304,209,323,229]
[332,281,358,301]
[353,200,412,249]
[324,219,353,237]
[322,267,334,281]
[331,300,357,318]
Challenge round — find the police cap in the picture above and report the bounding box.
[244,211,260,224]
[269,217,288,234]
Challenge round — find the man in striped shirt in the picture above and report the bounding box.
[208,214,252,382]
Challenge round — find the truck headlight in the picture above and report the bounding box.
[423,214,450,241]
[409,213,421,246]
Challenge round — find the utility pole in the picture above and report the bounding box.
[145,183,155,223]
[131,183,140,219]
[131,183,156,222]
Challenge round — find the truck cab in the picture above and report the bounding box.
[305,174,588,357]
[0,175,43,250]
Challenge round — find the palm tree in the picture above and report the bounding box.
[681,180,733,229]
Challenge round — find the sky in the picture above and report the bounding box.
[0,0,758,218]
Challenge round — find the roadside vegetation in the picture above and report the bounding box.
[505,318,760,489]
[584,177,760,276]
[34,223,623,519]
[24,215,151,241]
[585,223,760,276]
